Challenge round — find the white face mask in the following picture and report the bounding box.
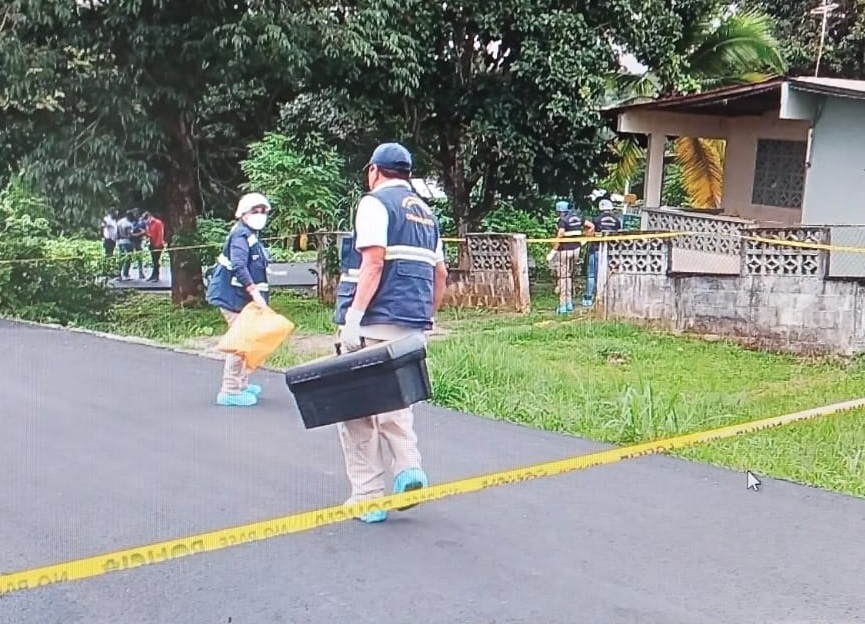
[244,213,268,231]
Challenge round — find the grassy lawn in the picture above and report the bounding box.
[81,288,865,498]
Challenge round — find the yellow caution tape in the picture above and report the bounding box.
[0,236,305,266]
[3,396,864,597]
[743,235,865,255]
[6,230,865,266]
[441,231,686,245]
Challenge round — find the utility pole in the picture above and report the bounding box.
[810,0,840,76]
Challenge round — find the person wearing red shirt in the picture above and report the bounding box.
[143,212,166,282]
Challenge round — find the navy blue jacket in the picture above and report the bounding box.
[333,184,440,330]
[206,222,271,313]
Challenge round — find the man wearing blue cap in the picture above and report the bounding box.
[546,199,594,314]
[332,142,449,523]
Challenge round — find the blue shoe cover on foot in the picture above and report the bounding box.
[244,384,262,397]
[393,468,429,511]
[216,391,257,407]
[357,510,388,523]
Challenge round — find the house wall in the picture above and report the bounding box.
[617,109,810,224]
[801,96,865,225]
[720,111,809,225]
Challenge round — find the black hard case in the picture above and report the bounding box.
[283,334,432,429]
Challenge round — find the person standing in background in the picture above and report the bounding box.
[582,198,621,307]
[130,209,147,280]
[101,210,118,257]
[115,210,135,280]
[143,212,165,282]
[546,200,594,315]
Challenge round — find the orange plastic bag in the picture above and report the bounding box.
[217,303,295,371]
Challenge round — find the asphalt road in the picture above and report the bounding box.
[2,319,864,624]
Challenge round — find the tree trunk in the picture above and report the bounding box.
[164,111,205,307]
[439,125,478,268]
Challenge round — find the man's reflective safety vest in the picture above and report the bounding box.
[333,184,440,331]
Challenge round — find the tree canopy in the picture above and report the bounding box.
[281,0,718,233]
[742,0,865,78]
[3,0,740,302]
[2,0,317,304]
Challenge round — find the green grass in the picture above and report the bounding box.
[73,289,865,498]
[85,290,333,344]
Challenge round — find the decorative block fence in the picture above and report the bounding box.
[601,209,865,355]
[315,232,531,313]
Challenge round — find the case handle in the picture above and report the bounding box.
[334,336,366,356]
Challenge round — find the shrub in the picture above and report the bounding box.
[0,175,119,325]
[240,132,351,242]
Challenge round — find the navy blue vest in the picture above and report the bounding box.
[205,222,271,313]
[558,210,585,251]
[588,212,621,253]
[333,184,440,330]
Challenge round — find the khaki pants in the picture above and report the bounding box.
[220,309,249,394]
[555,248,580,306]
[336,336,423,503]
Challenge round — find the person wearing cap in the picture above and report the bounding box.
[582,198,621,307]
[546,200,594,314]
[332,141,449,524]
[205,192,273,407]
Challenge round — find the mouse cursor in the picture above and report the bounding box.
[746,471,761,492]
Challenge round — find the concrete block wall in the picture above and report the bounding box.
[605,272,865,355]
[316,233,532,314]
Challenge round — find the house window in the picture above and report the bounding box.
[751,139,807,208]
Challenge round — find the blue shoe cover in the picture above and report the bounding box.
[216,391,257,407]
[566,302,574,312]
[357,510,388,524]
[393,468,429,511]
[556,305,569,315]
[244,384,262,397]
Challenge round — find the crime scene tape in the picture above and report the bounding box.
[5,230,865,266]
[3,396,864,597]
[0,235,304,266]
[0,231,686,266]
[742,235,865,255]
[441,231,687,245]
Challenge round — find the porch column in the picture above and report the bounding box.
[720,128,757,217]
[644,132,666,208]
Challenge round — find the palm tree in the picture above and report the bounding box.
[603,5,788,209]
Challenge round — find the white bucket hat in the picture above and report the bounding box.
[235,192,271,219]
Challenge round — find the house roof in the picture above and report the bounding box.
[603,76,865,118]
[787,76,865,99]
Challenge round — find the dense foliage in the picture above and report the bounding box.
[0,176,119,324]
[2,0,780,305]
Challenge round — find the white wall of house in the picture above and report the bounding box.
[798,96,865,225]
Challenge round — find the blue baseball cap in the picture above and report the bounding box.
[555,200,571,212]
[367,142,413,173]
